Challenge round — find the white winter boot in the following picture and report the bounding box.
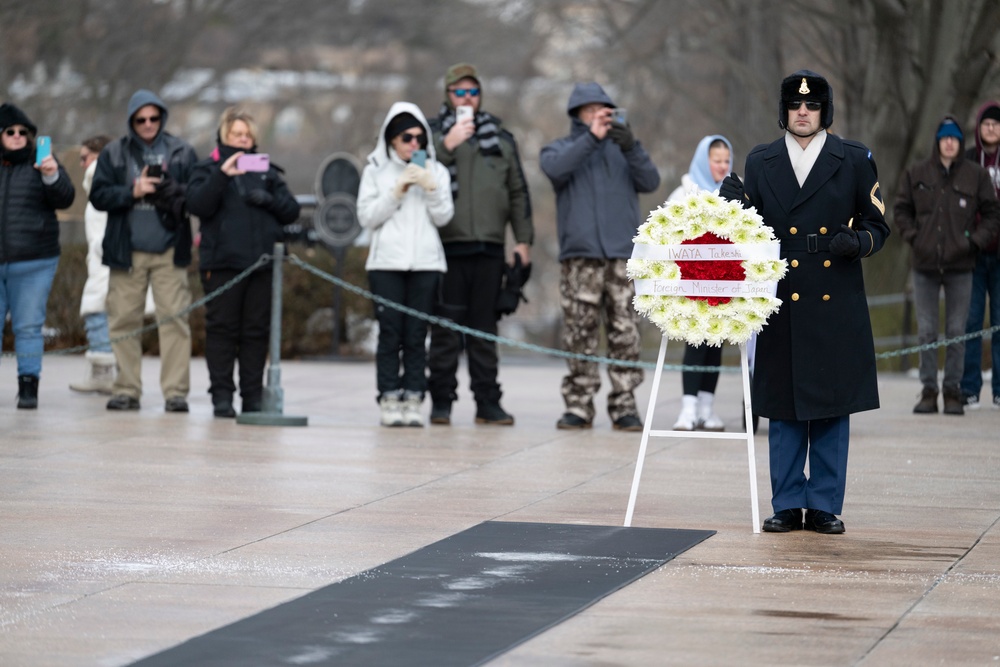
[69,351,117,394]
[379,392,405,427]
[673,394,698,431]
[697,390,725,431]
[401,391,424,427]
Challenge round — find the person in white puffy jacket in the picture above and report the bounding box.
[72,136,156,395]
[357,102,454,427]
[71,135,117,394]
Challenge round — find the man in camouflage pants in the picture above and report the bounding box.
[540,82,660,430]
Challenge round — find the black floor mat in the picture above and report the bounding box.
[130,521,714,667]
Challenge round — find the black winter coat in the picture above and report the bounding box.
[0,158,75,263]
[894,115,1000,273]
[90,132,197,270]
[186,152,300,272]
[744,133,890,421]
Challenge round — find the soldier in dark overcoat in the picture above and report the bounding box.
[720,70,890,534]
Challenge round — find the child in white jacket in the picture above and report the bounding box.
[357,102,454,427]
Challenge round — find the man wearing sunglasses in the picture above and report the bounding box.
[720,70,890,535]
[426,62,534,426]
[90,89,198,414]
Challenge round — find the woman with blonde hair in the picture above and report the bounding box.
[187,107,300,417]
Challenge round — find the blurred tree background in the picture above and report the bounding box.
[2,0,999,361]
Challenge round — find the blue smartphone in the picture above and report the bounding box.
[35,136,51,165]
[410,149,426,168]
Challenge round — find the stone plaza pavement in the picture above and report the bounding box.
[0,353,998,666]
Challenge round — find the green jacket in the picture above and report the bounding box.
[432,125,534,249]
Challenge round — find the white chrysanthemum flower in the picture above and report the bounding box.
[632,194,784,345]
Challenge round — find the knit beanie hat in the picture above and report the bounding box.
[0,103,37,135]
[981,106,1000,124]
[384,112,426,149]
[936,119,963,141]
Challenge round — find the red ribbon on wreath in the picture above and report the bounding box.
[676,232,746,306]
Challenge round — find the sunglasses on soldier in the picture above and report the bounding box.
[448,88,480,98]
[786,100,822,111]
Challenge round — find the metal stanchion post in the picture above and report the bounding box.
[237,242,308,426]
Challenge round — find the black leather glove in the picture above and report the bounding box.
[245,188,274,209]
[719,172,749,208]
[607,122,636,152]
[829,224,860,259]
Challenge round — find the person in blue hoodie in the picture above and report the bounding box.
[540,82,660,431]
[90,89,198,413]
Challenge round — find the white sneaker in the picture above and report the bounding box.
[673,395,698,431]
[401,391,424,427]
[964,394,981,410]
[993,396,1000,410]
[696,390,725,431]
[379,393,404,427]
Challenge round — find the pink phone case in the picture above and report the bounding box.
[237,153,269,172]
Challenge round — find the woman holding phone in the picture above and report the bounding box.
[357,102,453,427]
[186,106,300,417]
[0,103,75,409]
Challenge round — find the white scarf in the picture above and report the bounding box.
[785,129,827,187]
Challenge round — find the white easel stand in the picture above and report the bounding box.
[623,337,761,533]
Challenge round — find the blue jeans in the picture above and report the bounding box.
[960,254,1000,400]
[0,256,59,377]
[84,311,112,353]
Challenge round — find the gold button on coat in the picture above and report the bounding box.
[790,227,798,235]
[791,293,800,301]
[820,226,828,234]
[823,294,831,301]
[791,259,799,267]
[824,260,831,267]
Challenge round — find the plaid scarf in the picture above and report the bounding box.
[436,103,503,199]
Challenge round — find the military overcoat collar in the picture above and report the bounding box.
[760,133,846,214]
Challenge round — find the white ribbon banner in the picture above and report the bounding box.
[630,242,780,262]
[633,278,779,298]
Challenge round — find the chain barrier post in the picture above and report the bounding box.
[237,243,308,427]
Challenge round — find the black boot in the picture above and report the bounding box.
[17,374,38,410]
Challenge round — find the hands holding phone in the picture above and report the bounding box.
[132,165,162,199]
[393,163,437,199]
[443,106,476,152]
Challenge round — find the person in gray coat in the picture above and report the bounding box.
[540,82,660,431]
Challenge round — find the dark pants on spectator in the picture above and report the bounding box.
[428,254,505,406]
[202,268,271,408]
[682,344,722,395]
[368,270,440,399]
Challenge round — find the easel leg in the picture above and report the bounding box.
[740,344,761,533]
[624,336,668,527]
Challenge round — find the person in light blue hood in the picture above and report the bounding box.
[90,88,198,414]
[667,135,736,432]
[540,81,660,432]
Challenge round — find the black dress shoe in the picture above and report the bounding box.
[556,412,592,430]
[762,508,803,532]
[804,509,845,534]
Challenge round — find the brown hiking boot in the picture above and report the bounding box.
[943,389,964,416]
[913,387,938,414]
